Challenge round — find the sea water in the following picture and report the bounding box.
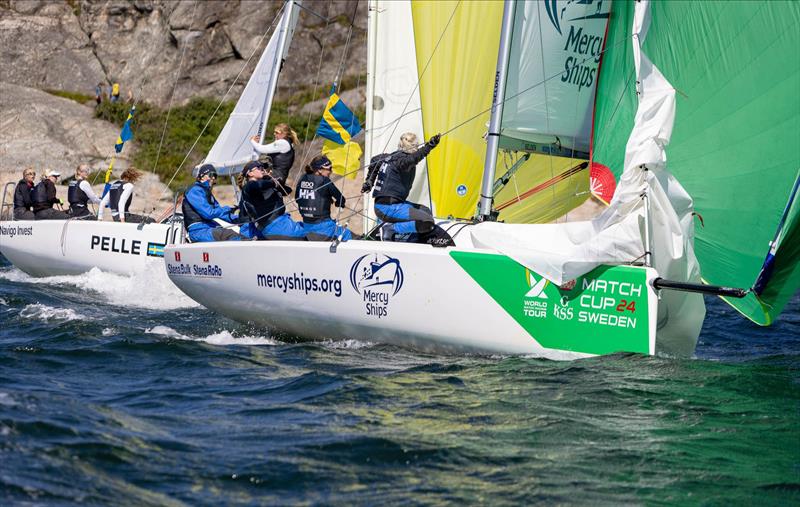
[0,256,797,504]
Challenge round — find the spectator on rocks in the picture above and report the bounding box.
[110,82,120,103]
[94,82,104,106]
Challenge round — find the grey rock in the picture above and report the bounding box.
[0,0,367,107]
[0,81,131,174]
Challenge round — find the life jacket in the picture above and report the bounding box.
[181,182,215,229]
[296,173,332,223]
[111,83,120,96]
[13,179,33,210]
[270,140,294,184]
[108,180,131,216]
[241,179,284,229]
[372,152,414,202]
[68,180,89,210]
[30,180,50,204]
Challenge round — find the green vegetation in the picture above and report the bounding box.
[44,89,93,104]
[94,94,360,190]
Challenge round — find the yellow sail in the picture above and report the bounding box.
[411,0,502,219]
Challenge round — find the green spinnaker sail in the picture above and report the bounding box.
[593,0,800,325]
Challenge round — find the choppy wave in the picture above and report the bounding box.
[322,338,376,350]
[145,325,277,346]
[0,266,198,310]
[19,303,87,322]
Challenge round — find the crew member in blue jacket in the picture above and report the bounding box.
[361,132,440,241]
[295,155,353,241]
[239,160,305,240]
[182,164,243,242]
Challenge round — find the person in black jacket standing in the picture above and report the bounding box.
[362,132,441,241]
[13,168,36,220]
[31,170,69,220]
[295,155,353,241]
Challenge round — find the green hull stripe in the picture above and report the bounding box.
[450,251,650,355]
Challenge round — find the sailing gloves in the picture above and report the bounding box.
[428,134,441,147]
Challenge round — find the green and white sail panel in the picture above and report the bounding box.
[500,0,608,157]
[201,1,300,176]
[494,0,610,224]
[472,0,706,355]
[593,0,800,325]
[364,0,430,230]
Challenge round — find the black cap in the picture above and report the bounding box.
[310,155,333,171]
[242,160,265,178]
[197,164,217,180]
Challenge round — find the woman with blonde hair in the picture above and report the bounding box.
[67,164,101,219]
[362,131,441,242]
[98,168,152,223]
[250,122,299,186]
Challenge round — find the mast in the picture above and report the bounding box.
[364,0,378,235]
[258,0,297,145]
[477,0,516,221]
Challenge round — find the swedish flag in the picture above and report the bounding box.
[115,106,135,153]
[316,87,362,144]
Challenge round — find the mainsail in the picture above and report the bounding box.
[201,1,301,176]
[593,0,800,324]
[365,0,431,227]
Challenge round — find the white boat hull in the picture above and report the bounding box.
[0,220,179,277]
[163,238,702,359]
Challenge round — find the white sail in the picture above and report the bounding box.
[364,0,430,232]
[202,1,301,176]
[500,0,610,156]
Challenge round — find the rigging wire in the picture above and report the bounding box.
[191,21,636,232]
[377,0,462,156]
[150,0,199,180]
[159,3,287,198]
[298,0,333,169]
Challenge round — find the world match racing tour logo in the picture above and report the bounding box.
[544,0,610,91]
[350,254,404,319]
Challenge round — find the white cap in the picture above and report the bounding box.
[46,170,61,177]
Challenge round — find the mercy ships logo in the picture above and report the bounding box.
[350,254,404,319]
[543,0,611,92]
[545,0,609,35]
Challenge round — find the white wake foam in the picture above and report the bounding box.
[19,303,87,322]
[0,266,198,310]
[145,326,277,346]
[322,338,375,350]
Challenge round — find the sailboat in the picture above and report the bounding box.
[163,0,799,359]
[0,178,181,277]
